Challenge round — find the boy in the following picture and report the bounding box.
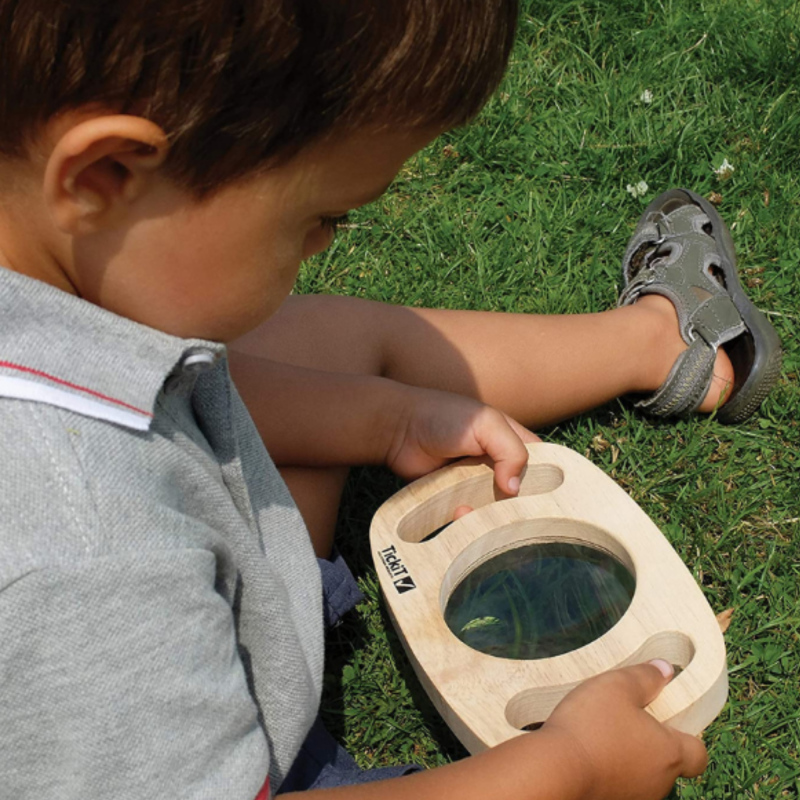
[0,1,778,799]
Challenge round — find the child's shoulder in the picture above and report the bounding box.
[0,267,214,574]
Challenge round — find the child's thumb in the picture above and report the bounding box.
[614,659,675,708]
[648,658,675,681]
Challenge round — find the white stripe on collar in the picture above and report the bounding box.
[0,375,152,430]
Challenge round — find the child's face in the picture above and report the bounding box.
[74,125,439,342]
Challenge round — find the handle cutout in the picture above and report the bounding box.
[397,464,565,544]
[505,631,696,731]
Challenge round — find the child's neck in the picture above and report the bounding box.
[0,223,76,296]
[0,167,77,295]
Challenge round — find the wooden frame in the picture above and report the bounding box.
[370,443,728,753]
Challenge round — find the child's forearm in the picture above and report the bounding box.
[229,350,409,467]
[281,730,587,800]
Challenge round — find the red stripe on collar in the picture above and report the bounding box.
[0,360,153,418]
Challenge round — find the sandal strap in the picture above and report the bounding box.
[619,207,746,349]
[633,337,716,417]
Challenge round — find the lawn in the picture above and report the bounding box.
[296,1,800,797]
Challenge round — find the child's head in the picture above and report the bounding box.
[0,0,518,341]
[1,0,518,195]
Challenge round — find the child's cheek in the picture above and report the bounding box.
[302,226,335,261]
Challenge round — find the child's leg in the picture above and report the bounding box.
[234,184,789,561]
[230,293,732,557]
[233,293,733,424]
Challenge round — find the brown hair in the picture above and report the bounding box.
[0,0,518,194]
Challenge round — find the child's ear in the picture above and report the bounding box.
[43,115,169,235]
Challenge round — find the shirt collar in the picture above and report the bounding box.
[0,267,226,430]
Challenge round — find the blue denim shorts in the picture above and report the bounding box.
[278,549,424,793]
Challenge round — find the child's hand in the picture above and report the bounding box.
[541,660,708,800]
[384,385,539,496]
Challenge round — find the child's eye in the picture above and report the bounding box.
[320,213,350,233]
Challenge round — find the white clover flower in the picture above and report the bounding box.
[640,89,654,104]
[626,180,649,198]
[714,158,735,179]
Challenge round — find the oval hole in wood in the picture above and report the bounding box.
[397,464,565,544]
[504,631,696,731]
[443,540,635,661]
[420,522,452,543]
[621,630,696,671]
[441,518,634,609]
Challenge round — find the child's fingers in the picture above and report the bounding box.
[474,408,532,495]
[590,659,710,778]
[674,730,708,778]
[503,414,541,444]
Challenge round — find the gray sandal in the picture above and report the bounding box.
[619,188,782,423]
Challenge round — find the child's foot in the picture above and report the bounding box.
[619,188,781,423]
[637,294,734,414]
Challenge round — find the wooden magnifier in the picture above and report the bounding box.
[370,443,728,753]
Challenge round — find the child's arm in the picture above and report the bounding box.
[282,661,707,800]
[229,351,538,494]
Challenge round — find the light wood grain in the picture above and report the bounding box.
[370,443,728,753]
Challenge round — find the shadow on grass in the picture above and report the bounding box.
[319,464,469,766]
[375,595,470,764]
[318,609,373,744]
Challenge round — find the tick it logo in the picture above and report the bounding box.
[378,545,417,594]
[393,575,417,594]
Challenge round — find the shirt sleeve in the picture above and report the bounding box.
[0,548,270,800]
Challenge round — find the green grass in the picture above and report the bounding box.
[298,1,800,796]
[443,542,636,660]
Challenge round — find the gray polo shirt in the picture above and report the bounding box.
[0,267,323,799]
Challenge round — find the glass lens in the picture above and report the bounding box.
[444,542,635,660]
